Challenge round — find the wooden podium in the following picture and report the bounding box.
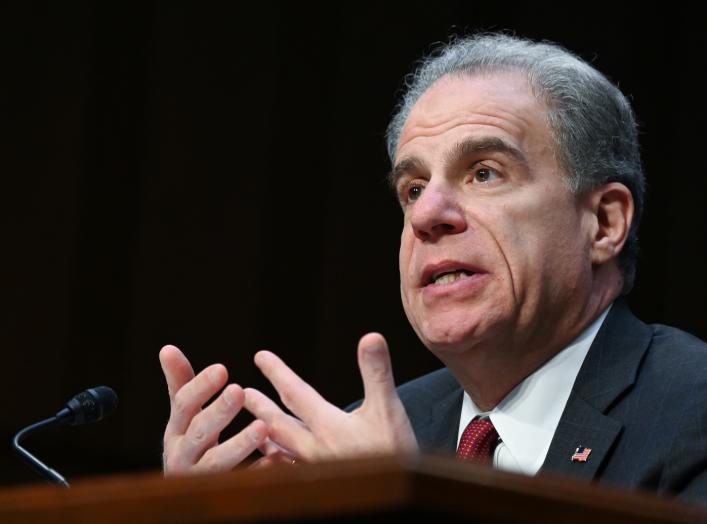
[1,455,705,523]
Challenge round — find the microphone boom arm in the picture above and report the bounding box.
[12,417,70,487]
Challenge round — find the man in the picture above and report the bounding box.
[159,34,707,502]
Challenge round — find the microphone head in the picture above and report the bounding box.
[60,386,119,426]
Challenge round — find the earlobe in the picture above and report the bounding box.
[588,183,634,266]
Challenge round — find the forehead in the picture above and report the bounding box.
[396,71,552,161]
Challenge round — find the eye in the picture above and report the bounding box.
[398,180,426,205]
[472,165,501,184]
[408,183,424,202]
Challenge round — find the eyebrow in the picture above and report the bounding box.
[387,157,425,191]
[387,136,528,191]
[444,136,528,169]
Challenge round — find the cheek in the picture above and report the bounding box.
[490,192,574,252]
[398,226,418,313]
[499,201,587,288]
[398,225,413,281]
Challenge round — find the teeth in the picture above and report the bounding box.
[433,270,469,285]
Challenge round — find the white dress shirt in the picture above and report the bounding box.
[456,306,611,475]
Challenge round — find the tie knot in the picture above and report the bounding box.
[456,418,499,463]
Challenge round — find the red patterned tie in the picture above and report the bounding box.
[456,418,499,464]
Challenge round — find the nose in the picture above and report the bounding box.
[409,180,467,242]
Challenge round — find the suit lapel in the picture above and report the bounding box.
[541,299,653,481]
[541,395,623,480]
[412,372,464,454]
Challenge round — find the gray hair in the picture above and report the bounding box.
[385,33,645,294]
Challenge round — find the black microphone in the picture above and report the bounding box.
[12,386,119,488]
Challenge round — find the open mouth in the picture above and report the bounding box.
[429,269,475,285]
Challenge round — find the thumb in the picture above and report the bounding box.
[358,333,398,409]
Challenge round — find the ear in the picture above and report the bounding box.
[586,182,634,266]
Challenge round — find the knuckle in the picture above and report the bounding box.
[267,419,283,441]
[173,389,192,415]
[365,361,390,384]
[189,424,208,445]
[279,387,296,409]
[216,397,236,418]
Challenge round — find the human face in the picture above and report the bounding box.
[394,72,593,357]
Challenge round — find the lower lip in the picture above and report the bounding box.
[421,273,487,302]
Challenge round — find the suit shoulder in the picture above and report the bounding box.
[649,323,707,352]
[638,324,707,501]
[631,322,707,415]
[645,322,707,370]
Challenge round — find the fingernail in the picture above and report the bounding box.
[208,367,221,382]
[365,343,385,357]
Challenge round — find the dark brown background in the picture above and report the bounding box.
[1,2,705,486]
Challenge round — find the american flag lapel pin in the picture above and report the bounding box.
[571,445,592,462]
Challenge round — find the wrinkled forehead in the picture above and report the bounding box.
[396,71,553,161]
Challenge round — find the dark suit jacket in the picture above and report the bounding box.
[394,300,707,504]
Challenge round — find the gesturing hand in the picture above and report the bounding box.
[159,345,268,475]
[244,333,418,462]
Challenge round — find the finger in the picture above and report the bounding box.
[166,363,228,438]
[196,419,268,473]
[180,384,245,464]
[357,333,398,409]
[253,351,339,429]
[248,452,293,470]
[243,387,315,454]
[258,437,291,457]
[159,345,195,401]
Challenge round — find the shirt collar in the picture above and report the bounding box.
[458,305,611,474]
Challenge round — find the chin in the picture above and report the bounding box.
[416,317,484,355]
[413,307,508,356]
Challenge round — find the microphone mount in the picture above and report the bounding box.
[12,386,118,488]
[12,417,70,487]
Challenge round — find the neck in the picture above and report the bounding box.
[441,277,620,411]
